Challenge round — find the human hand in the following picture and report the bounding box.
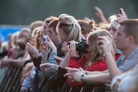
[21,71,32,84]
[64,67,85,82]
[68,41,78,57]
[21,63,34,75]
[97,36,114,55]
[1,58,10,67]
[21,63,34,83]
[42,36,57,52]
[26,43,40,58]
[40,63,57,71]
[95,6,104,19]
[117,8,128,23]
[40,42,50,57]
[95,6,107,23]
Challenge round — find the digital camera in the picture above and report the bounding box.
[68,38,89,58]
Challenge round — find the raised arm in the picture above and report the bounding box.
[60,40,78,68]
[117,8,128,23]
[95,6,108,23]
[98,36,121,79]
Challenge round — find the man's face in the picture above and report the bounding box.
[42,22,49,36]
[49,27,56,41]
[114,25,129,51]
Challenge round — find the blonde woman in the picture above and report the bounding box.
[56,13,82,42]
[40,14,82,91]
[41,29,117,91]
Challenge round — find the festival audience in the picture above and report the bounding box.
[0,7,138,92]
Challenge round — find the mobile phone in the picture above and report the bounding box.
[43,35,48,42]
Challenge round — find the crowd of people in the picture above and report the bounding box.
[0,6,138,92]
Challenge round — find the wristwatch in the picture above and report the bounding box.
[80,74,86,82]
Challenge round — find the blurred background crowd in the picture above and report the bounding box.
[0,1,138,92]
[0,0,138,41]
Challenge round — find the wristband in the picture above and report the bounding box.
[80,74,86,82]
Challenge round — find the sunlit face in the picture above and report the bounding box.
[42,22,49,36]
[109,24,117,38]
[114,25,129,51]
[49,27,57,41]
[49,27,61,46]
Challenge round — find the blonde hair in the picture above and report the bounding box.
[20,27,30,33]
[56,14,81,41]
[44,16,58,24]
[31,26,42,38]
[33,27,42,49]
[110,19,120,30]
[12,31,20,48]
[85,29,116,67]
[30,20,43,31]
[1,42,8,52]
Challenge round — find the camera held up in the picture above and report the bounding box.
[69,38,89,59]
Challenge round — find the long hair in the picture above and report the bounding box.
[85,29,116,67]
[56,14,81,42]
[33,27,42,49]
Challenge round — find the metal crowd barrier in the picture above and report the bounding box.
[0,66,22,92]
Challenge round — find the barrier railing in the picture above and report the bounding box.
[0,66,22,92]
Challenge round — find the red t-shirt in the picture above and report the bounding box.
[67,56,107,87]
[67,54,121,87]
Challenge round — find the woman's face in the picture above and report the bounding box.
[42,22,49,36]
[109,24,117,38]
[85,38,102,57]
